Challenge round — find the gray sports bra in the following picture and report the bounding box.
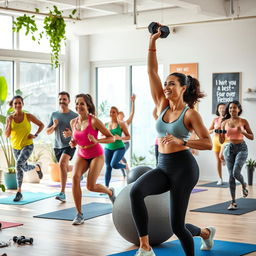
[155,106,190,141]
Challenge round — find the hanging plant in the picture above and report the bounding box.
[44,6,66,68]
[13,7,77,69]
[12,9,43,44]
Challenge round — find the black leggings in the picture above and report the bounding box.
[130,150,200,256]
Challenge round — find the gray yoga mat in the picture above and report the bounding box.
[191,198,256,215]
[34,202,112,221]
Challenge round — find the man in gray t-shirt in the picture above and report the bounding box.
[46,91,78,202]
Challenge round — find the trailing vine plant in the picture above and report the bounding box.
[12,10,43,44]
[13,6,77,69]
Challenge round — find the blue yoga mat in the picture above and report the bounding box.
[191,198,256,215]
[107,237,256,256]
[0,192,58,205]
[34,202,112,221]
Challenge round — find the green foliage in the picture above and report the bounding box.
[246,158,256,169]
[13,14,43,44]
[46,144,58,163]
[28,146,45,163]
[12,7,77,69]
[43,6,67,68]
[98,100,110,119]
[131,153,146,167]
[0,76,15,171]
[0,183,6,192]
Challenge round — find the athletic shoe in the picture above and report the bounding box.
[227,202,237,210]
[55,192,66,202]
[242,185,248,198]
[200,226,216,250]
[109,187,116,204]
[36,162,43,179]
[134,248,156,256]
[72,213,84,225]
[216,179,223,185]
[13,192,23,202]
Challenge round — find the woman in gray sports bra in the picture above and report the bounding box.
[130,25,214,256]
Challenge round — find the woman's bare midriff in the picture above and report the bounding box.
[158,142,188,154]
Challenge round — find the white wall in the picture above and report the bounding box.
[69,18,256,183]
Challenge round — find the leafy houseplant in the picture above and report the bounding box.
[246,158,256,185]
[0,76,17,189]
[46,143,60,182]
[13,6,77,68]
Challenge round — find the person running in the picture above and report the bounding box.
[219,100,254,210]
[209,103,226,185]
[130,25,215,256]
[118,94,136,176]
[5,95,44,202]
[69,94,116,225]
[105,106,130,187]
[46,91,78,202]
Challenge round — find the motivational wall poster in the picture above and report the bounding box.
[169,63,198,78]
[212,72,240,114]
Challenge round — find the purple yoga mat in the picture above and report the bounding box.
[192,188,207,193]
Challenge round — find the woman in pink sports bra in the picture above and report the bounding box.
[69,94,116,225]
[219,101,254,210]
[208,103,226,185]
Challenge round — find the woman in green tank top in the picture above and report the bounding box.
[104,106,130,187]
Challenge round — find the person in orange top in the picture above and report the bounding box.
[219,100,254,210]
[5,95,44,202]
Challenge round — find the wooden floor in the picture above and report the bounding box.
[0,176,256,256]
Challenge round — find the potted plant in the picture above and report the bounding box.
[246,158,256,186]
[46,144,60,182]
[0,76,17,189]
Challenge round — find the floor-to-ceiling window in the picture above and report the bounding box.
[95,63,163,167]
[0,14,63,143]
[96,66,127,124]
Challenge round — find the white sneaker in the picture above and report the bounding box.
[72,213,84,225]
[134,248,156,256]
[216,179,223,185]
[200,226,216,250]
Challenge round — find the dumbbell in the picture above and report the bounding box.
[148,22,170,38]
[13,236,33,245]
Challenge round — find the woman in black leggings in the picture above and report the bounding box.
[130,25,214,256]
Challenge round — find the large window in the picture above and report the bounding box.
[97,66,127,124]
[96,64,164,167]
[0,14,13,50]
[0,60,13,114]
[131,65,163,166]
[19,62,59,140]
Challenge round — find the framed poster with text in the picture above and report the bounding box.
[212,72,240,114]
[169,63,198,78]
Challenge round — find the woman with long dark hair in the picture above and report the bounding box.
[130,25,215,256]
[5,95,44,201]
[69,94,116,225]
[219,100,254,210]
[209,103,226,185]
